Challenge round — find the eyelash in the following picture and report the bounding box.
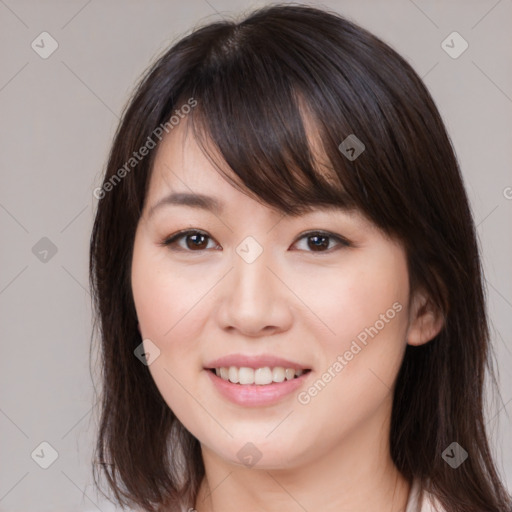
[159,229,351,254]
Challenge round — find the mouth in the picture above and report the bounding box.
[206,366,312,385]
[205,365,313,407]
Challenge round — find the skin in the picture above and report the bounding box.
[131,119,443,512]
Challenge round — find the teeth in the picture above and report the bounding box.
[228,366,239,384]
[272,367,285,383]
[214,366,307,385]
[239,367,254,385]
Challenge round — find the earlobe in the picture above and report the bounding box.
[406,292,445,346]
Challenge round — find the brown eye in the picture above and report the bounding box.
[161,229,351,253]
[293,231,351,253]
[307,234,330,251]
[161,230,219,251]
[184,233,209,250]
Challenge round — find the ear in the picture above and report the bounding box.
[406,289,445,346]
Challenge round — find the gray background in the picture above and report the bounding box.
[1,0,511,511]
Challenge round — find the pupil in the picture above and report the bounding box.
[188,234,207,249]
[309,235,328,251]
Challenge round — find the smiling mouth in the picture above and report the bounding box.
[207,367,312,385]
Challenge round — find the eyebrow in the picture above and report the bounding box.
[146,191,354,219]
[147,192,223,218]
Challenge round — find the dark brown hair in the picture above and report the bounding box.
[89,4,512,511]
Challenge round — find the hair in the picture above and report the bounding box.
[89,4,512,512]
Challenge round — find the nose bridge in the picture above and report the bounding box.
[232,235,275,306]
[217,235,291,335]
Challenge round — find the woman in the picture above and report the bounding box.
[89,4,512,511]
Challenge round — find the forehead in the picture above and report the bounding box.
[141,103,385,238]
[147,127,343,220]
[141,124,388,243]
[148,112,343,200]
[149,120,237,188]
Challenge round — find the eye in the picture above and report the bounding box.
[160,229,220,251]
[292,230,351,253]
[160,229,351,253]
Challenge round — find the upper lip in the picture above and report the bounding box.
[205,354,311,370]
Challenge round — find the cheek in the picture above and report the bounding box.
[131,231,202,340]
[133,268,184,339]
[131,249,211,425]
[293,250,410,354]
[296,250,410,420]
[132,261,209,362]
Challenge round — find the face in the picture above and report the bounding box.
[131,120,417,471]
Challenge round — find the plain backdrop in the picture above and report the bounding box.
[0,0,511,511]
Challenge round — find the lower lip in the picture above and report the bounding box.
[205,369,311,407]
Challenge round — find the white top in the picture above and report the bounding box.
[91,477,445,511]
[405,478,444,512]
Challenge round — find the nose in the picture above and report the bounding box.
[216,245,293,337]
